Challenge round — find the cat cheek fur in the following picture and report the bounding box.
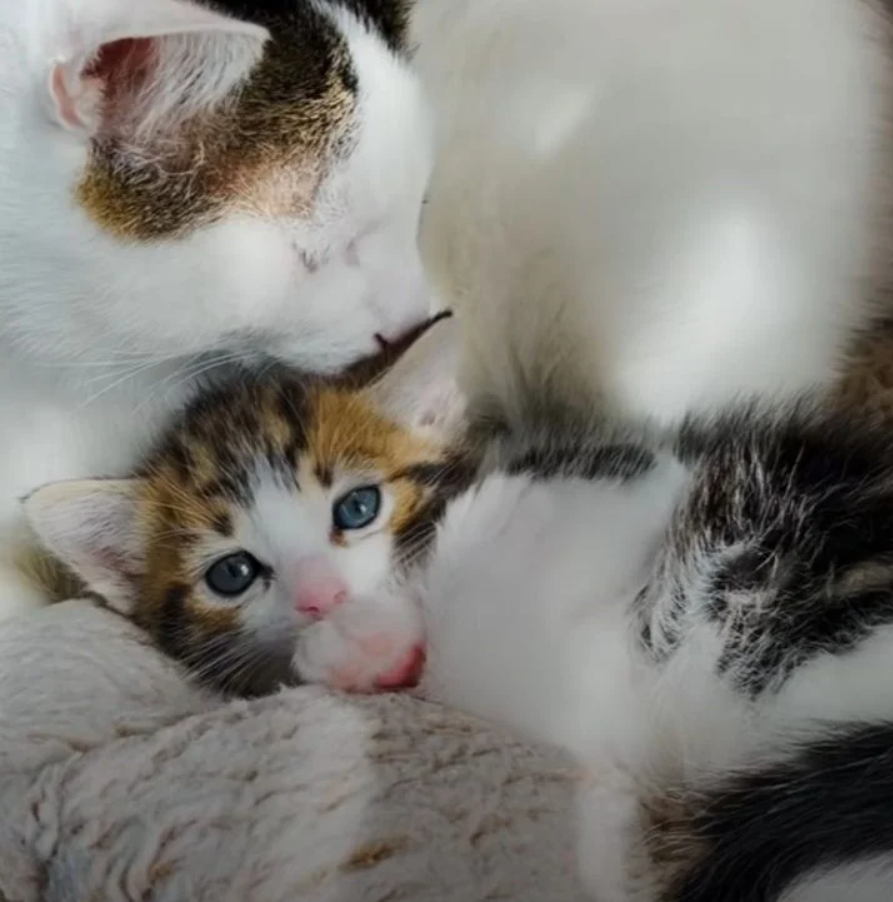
[0,0,435,373]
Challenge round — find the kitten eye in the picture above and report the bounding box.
[332,486,382,531]
[205,551,261,597]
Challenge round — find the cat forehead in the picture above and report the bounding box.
[139,377,442,529]
[77,3,400,240]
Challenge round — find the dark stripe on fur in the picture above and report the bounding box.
[209,0,410,51]
[507,442,656,483]
[656,403,893,696]
[155,581,295,696]
[668,724,893,902]
[392,455,478,566]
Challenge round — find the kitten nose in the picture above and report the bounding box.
[295,583,347,618]
[293,561,348,618]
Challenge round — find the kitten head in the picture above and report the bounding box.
[0,0,433,372]
[24,315,472,695]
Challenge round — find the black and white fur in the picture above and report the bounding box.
[412,395,893,901]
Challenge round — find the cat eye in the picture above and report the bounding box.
[332,486,382,531]
[205,551,261,597]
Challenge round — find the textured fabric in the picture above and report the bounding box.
[0,601,587,901]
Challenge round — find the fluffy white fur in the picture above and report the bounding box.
[411,0,891,424]
[0,0,435,618]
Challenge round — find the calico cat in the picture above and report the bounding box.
[21,314,468,696]
[411,0,893,427]
[0,0,433,618]
[24,317,893,900]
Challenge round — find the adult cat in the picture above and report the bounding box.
[0,0,434,618]
[412,0,893,424]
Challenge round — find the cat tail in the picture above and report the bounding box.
[663,723,893,902]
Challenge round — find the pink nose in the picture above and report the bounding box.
[294,577,348,619]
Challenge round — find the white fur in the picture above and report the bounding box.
[419,461,688,761]
[0,0,435,618]
[412,0,890,422]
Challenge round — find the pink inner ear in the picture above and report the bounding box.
[84,38,155,87]
[53,37,157,133]
[92,545,134,579]
[87,38,157,127]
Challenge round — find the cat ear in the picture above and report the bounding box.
[47,0,268,137]
[366,312,467,438]
[22,478,144,613]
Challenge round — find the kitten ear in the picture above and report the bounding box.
[22,478,144,613]
[366,313,467,438]
[47,0,268,137]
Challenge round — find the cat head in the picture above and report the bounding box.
[24,314,471,695]
[0,0,433,373]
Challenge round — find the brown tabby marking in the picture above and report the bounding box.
[76,7,364,240]
[128,370,451,652]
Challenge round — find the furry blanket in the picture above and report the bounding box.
[0,600,587,901]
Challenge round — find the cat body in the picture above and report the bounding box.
[411,0,893,423]
[26,318,893,900]
[0,0,434,617]
[423,403,893,902]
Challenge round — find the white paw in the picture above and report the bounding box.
[295,590,425,692]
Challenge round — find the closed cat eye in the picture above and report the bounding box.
[205,551,262,597]
[332,486,382,531]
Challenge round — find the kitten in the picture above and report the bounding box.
[21,315,470,696]
[0,0,434,618]
[25,316,893,901]
[411,0,893,426]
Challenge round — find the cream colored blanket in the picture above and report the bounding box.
[0,600,587,901]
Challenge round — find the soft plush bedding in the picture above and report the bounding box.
[0,601,588,901]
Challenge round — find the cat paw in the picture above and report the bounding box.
[294,590,425,692]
